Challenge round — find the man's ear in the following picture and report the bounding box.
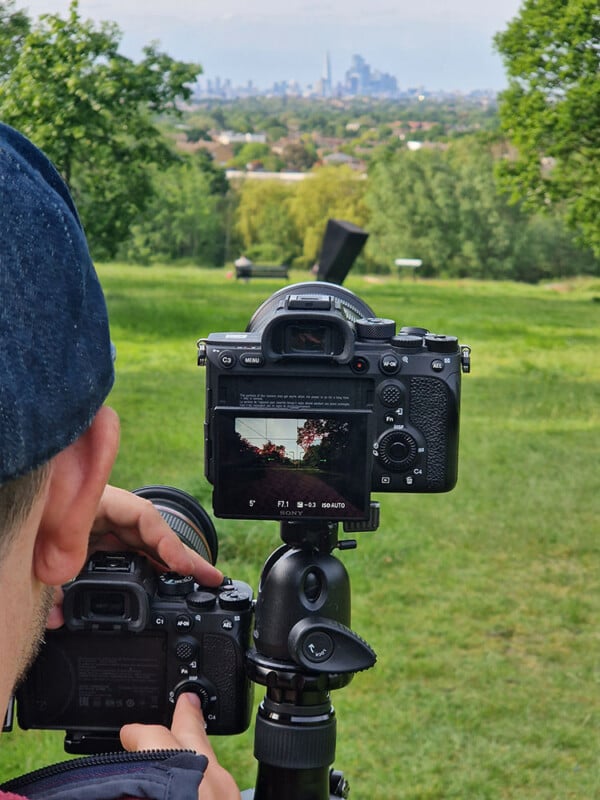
[33,406,120,586]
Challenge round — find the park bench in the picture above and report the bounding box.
[235,263,289,280]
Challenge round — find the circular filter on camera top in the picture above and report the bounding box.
[133,485,218,566]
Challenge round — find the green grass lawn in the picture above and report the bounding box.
[2,267,599,798]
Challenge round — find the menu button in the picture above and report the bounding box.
[241,353,264,367]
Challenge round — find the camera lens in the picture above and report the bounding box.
[133,486,218,565]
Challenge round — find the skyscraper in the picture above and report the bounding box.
[322,51,332,96]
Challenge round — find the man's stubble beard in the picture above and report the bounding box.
[13,585,55,689]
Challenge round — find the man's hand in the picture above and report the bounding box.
[120,693,241,800]
[46,485,223,630]
[89,485,223,585]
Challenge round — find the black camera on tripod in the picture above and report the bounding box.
[199,281,470,523]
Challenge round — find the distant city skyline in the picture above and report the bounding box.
[20,0,524,91]
[195,51,494,101]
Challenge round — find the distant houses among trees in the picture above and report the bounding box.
[1,0,597,279]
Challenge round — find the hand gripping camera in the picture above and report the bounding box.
[16,487,254,754]
[199,281,471,522]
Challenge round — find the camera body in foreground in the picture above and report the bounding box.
[17,551,253,750]
[199,282,469,523]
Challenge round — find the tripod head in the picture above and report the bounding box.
[244,517,377,800]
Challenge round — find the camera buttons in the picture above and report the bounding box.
[350,356,369,373]
[175,614,194,631]
[175,641,197,661]
[240,352,264,367]
[379,382,404,407]
[376,430,418,470]
[218,350,236,368]
[379,353,400,375]
[173,679,210,711]
[431,359,445,372]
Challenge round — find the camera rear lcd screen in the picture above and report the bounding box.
[18,632,167,729]
[212,410,370,520]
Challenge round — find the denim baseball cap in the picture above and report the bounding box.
[0,123,114,484]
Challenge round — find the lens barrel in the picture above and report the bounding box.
[134,485,218,565]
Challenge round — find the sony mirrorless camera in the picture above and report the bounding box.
[199,281,470,522]
[16,487,254,754]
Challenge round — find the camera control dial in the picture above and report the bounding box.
[173,678,211,711]
[376,430,418,471]
[187,591,217,610]
[424,334,459,354]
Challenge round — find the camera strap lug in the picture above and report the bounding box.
[461,345,472,373]
[196,339,208,367]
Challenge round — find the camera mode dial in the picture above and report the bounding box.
[376,430,418,471]
[158,573,195,597]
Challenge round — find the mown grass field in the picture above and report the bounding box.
[2,267,599,799]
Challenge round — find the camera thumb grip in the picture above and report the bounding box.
[288,617,376,674]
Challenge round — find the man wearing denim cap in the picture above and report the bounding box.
[0,123,240,799]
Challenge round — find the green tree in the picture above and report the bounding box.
[121,155,227,265]
[448,139,522,279]
[280,140,318,171]
[228,142,283,172]
[494,0,600,256]
[234,179,300,264]
[0,1,201,258]
[366,137,597,280]
[289,165,368,265]
[366,148,461,276]
[185,127,212,143]
[0,0,30,79]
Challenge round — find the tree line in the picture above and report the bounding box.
[1,0,597,281]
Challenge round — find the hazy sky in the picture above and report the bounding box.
[19,0,524,90]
